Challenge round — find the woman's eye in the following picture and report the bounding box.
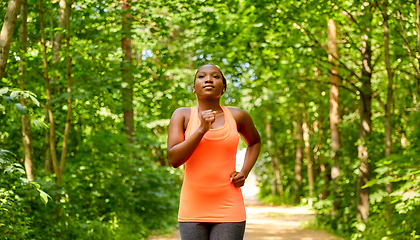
[213,76,220,78]
[198,75,204,78]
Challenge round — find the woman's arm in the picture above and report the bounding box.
[230,108,261,187]
[167,108,216,168]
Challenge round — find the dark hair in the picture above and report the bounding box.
[194,64,227,88]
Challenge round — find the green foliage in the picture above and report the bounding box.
[0,149,45,239]
[2,0,420,239]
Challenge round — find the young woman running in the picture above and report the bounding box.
[167,64,261,240]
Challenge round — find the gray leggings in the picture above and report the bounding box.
[178,221,246,240]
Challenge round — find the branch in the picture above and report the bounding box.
[299,77,358,95]
[293,22,362,80]
[371,50,383,69]
[397,9,420,73]
[310,54,363,93]
[372,91,386,109]
[340,7,362,31]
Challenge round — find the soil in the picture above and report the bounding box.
[149,172,343,240]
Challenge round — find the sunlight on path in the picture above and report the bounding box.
[149,149,343,240]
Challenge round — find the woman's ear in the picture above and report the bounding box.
[193,86,196,93]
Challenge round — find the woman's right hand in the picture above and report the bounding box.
[199,110,217,132]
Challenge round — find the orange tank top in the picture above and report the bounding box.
[178,106,246,222]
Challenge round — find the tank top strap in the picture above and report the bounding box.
[221,106,237,132]
[185,107,198,139]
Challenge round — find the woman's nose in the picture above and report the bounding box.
[205,76,213,82]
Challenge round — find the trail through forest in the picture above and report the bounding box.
[149,172,343,240]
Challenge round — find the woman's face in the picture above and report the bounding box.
[193,65,226,99]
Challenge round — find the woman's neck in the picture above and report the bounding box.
[197,99,222,113]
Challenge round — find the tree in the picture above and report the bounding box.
[121,0,134,142]
[17,0,35,181]
[0,0,22,80]
[328,18,340,216]
[356,4,373,225]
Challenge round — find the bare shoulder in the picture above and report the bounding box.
[171,107,191,117]
[227,107,258,135]
[227,107,250,121]
[170,107,191,131]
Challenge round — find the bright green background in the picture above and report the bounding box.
[1,0,419,239]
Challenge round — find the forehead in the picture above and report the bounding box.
[197,65,221,74]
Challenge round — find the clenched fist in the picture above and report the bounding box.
[230,171,246,188]
[200,110,217,132]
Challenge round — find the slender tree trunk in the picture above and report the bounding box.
[39,0,59,178]
[51,0,68,83]
[319,158,330,200]
[328,18,341,215]
[18,0,35,181]
[266,119,276,196]
[274,146,285,202]
[121,0,134,142]
[381,0,393,227]
[57,0,72,185]
[266,117,284,201]
[0,0,22,80]
[52,0,67,63]
[417,0,420,102]
[314,119,329,200]
[357,8,373,225]
[302,111,314,206]
[295,119,303,204]
[382,0,393,176]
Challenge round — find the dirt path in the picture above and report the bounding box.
[150,172,342,240]
[242,198,342,240]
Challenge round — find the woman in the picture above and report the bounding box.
[167,64,261,240]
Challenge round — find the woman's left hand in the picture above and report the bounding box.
[230,171,246,188]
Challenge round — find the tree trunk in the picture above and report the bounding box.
[417,0,420,103]
[276,145,285,202]
[18,0,35,181]
[302,111,314,206]
[381,0,393,227]
[50,0,68,84]
[266,117,284,201]
[52,0,68,63]
[266,119,276,196]
[314,119,329,200]
[39,0,59,179]
[295,119,303,204]
[121,0,134,142]
[328,18,340,215]
[319,159,330,200]
[357,8,373,225]
[382,0,393,173]
[0,0,22,80]
[57,0,72,185]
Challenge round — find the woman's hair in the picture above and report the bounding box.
[194,63,227,89]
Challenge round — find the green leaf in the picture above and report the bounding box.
[0,87,8,96]
[362,179,378,189]
[402,191,420,201]
[0,149,15,156]
[20,177,30,185]
[370,190,388,204]
[29,95,40,106]
[37,189,52,205]
[15,103,28,115]
[10,91,19,100]
[33,119,48,129]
